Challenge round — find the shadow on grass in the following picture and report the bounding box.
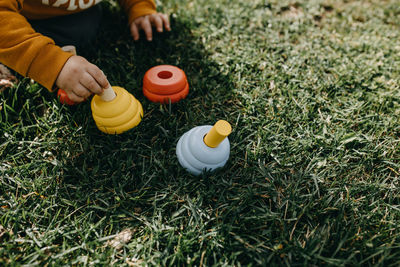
[0,6,269,265]
[61,6,236,189]
[53,7,265,263]
[48,6,256,261]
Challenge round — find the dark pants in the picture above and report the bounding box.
[29,5,102,48]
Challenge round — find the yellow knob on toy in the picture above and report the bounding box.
[203,120,232,148]
[91,86,143,134]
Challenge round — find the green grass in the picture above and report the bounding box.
[1,0,400,265]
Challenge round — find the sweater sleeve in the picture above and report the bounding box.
[117,0,156,25]
[0,0,72,91]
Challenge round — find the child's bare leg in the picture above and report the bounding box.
[0,64,18,91]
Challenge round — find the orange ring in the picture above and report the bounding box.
[143,82,189,104]
[143,65,189,103]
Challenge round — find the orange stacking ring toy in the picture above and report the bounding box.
[143,65,189,104]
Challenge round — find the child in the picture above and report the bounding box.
[0,0,170,103]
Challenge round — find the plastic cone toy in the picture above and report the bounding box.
[176,120,232,175]
[91,86,143,134]
[143,65,189,104]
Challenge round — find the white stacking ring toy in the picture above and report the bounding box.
[176,120,232,175]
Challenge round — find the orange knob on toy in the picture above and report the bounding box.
[143,65,189,104]
[57,88,75,105]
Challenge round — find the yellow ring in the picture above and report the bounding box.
[92,95,139,127]
[91,86,143,134]
[91,86,131,118]
[96,102,143,134]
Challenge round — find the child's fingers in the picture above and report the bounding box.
[87,66,109,92]
[75,82,92,99]
[80,72,103,95]
[160,14,171,31]
[130,23,139,41]
[140,17,153,41]
[68,90,86,103]
[151,14,163,32]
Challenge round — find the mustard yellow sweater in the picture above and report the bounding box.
[0,0,156,90]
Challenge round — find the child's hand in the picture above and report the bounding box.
[130,13,171,41]
[55,55,109,103]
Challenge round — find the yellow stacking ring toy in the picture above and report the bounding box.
[91,86,143,134]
